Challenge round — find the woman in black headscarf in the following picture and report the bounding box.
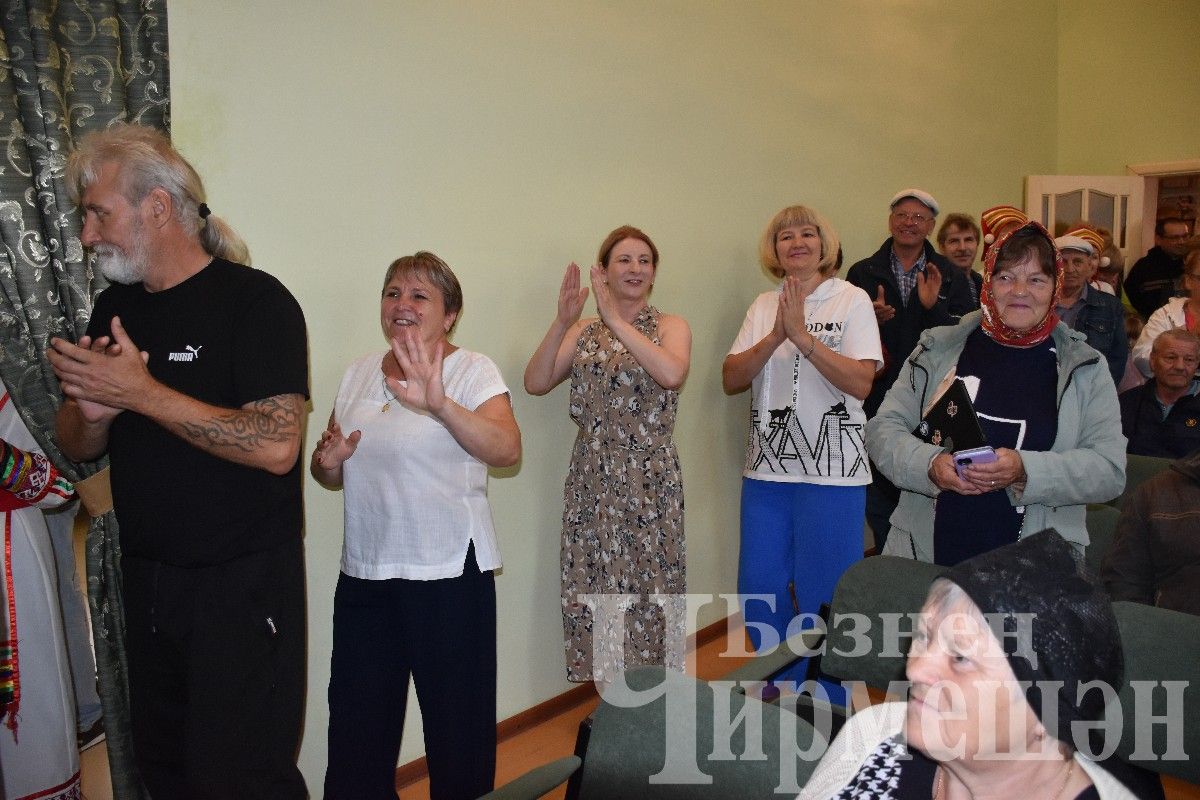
[799,529,1160,800]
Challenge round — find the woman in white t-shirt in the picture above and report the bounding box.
[312,252,521,800]
[723,205,882,685]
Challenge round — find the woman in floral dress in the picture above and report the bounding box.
[525,226,691,683]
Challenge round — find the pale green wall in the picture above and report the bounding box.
[166,0,1075,786]
[1057,0,1200,174]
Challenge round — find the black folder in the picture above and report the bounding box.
[912,377,987,453]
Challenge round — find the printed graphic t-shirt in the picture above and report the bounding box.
[728,278,882,486]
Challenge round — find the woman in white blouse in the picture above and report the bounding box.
[312,252,521,800]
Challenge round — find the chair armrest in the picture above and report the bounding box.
[477,755,583,800]
[724,630,825,689]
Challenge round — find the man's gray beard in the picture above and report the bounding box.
[95,244,147,285]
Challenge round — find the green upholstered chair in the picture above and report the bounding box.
[819,555,940,694]
[482,667,826,800]
[1110,454,1173,508]
[1085,503,1122,575]
[1110,601,1200,785]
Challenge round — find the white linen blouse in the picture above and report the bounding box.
[334,348,509,580]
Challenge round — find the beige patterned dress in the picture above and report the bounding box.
[561,306,686,682]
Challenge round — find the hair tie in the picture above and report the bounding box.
[198,203,211,219]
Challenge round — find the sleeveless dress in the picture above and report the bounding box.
[560,306,686,682]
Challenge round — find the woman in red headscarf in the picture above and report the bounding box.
[865,221,1126,565]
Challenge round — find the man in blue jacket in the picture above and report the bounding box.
[847,189,975,551]
[1055,234,1127,385]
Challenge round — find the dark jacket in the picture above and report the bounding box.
[1118,381,1200,459]
[967,270,983,308]
[1102,450,1200,616]
[847,239,975,417]
[1125,245,1183,321]
[1068,286,1128,384]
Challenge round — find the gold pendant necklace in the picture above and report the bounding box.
[381,373,397,412]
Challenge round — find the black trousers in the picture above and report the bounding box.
[122,538,308,800]
[324,545,497,800]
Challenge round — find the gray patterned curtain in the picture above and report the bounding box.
[0,2,168,797]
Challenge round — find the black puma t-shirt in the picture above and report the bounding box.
[86,258,309,566]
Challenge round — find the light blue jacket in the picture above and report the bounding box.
[866,311,1126,561]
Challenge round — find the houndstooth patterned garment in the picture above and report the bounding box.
[831,735,906,799]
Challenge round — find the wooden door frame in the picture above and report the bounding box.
[1127,159,1200,256]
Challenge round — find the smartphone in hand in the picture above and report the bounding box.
[953,446,997,481]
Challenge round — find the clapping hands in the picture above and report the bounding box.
[557,262,590,328]
[314,417,361,470]
[915,262,943,310]
[589,263,618,326]
[779,276,813,346]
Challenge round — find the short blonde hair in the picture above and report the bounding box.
[759,205,841,278]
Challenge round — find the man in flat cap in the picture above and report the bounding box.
[847,189,975,551]
[1054,233,1127,384]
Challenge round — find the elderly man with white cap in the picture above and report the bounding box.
[847,189,974,551]
[1055,232,1127,384]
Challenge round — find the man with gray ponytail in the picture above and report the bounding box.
[48,124,308,798]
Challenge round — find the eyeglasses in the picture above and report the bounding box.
[892,211,931,224]
[1161,233,1191,241]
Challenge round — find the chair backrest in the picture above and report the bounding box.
[1110,454,1173,508]
[576,667,825,799]
[819,556,940,692]
[1084,503,1121,575]
[1111,601,1200,785]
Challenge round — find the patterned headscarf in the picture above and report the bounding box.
[979,220,1063,347]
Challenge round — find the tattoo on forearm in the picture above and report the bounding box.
[178,394,303,453]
